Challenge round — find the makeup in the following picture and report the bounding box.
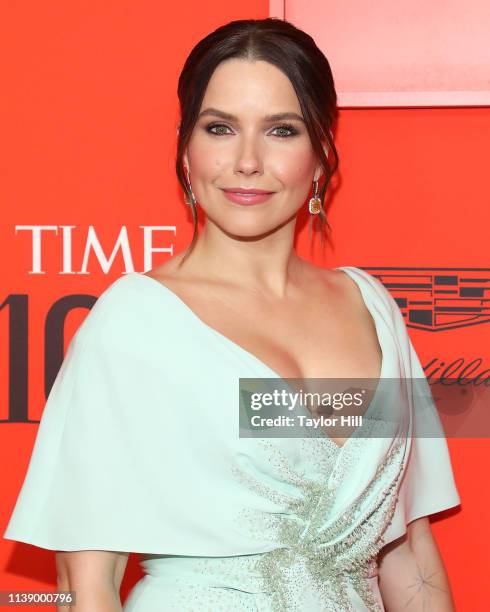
[221,188,275,206]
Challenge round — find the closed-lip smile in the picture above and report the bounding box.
[220,187,275,206]
[222,187,274,194]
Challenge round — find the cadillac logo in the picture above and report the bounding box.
[363,267,490,331]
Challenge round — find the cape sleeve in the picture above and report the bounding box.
[3,274,306,557]
[370,273,462,546]
[4,276,227,554]
[2,278,162,552]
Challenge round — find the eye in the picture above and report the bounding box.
[204,122,299,138]
[205,123,233,136]
[270,124,299,138]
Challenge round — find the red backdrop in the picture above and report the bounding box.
[1,1,487,608]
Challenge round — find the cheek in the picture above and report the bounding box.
[186,136,221,180]
[194,160,223,187]
[271,146,316,187]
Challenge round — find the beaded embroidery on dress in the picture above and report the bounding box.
[229,363,412,612]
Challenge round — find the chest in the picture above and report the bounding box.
[164,280,383,383]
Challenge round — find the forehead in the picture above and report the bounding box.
[201,59,301,114]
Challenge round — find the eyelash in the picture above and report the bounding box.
[204,122,299,138]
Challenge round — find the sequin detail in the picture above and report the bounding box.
[228,433,409,611]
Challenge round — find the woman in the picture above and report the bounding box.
[4,18,460,611]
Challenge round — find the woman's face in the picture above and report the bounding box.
[183,59,324,238]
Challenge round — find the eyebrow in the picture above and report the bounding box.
[198,107,305,123]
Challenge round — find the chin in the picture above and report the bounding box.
[202,201,297,237]
[216,216,292,240]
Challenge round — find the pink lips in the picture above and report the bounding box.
[221,188,275,206]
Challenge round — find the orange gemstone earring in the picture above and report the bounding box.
[308,179,321,215]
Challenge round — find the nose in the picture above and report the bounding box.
[233,132,263,176]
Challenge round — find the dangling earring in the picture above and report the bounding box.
[184,167,197,206]
[308,179,321,215]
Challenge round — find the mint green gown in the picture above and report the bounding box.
[3,267,461,611]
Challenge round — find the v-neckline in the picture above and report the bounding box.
[128,267,387,451]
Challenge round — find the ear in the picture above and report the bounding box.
[313,142,330,182]
[182,149,190,177]
[313,165,323,182]
[177,122,190,176]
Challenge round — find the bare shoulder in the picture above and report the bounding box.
[142,253,200,296]
[308,264,367,313]
[144,252,186,283]
[306,265,382,359]
[327,266,384,318]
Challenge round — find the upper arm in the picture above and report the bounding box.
[377,517,456,611]
[378,516,431,568]
[56,550,129,591]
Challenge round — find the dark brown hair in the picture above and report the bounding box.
[176,17,339,263]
